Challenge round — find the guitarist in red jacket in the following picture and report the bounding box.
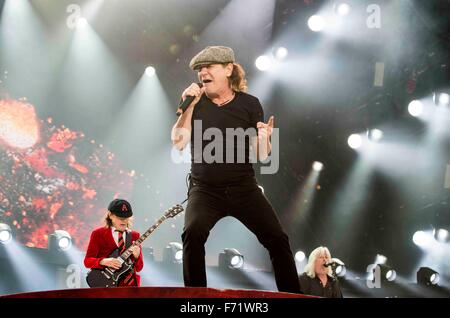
[84,199,144,286]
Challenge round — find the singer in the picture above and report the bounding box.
[171,46,300,293]
[298,246,343,298]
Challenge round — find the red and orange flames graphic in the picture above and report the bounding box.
[0,99,40,149]
[0,98,134,250]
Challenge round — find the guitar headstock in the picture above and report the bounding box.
[164,204,184,218]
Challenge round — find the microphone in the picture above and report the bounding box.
[324,262,336,267]
[176,83,203,116]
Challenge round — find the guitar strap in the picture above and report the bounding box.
[124,231,136,280]
[125,230,132,251]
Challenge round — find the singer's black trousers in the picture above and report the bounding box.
[181,177,301,294]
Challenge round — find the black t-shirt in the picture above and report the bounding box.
[298,273,343,298]
[190,91,264,186]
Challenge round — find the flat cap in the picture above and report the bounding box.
[189,46,235,70]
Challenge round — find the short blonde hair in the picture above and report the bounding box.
[304,246,333,278]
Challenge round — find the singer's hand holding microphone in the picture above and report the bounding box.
[176,83,205,116]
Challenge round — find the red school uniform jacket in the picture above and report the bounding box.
[84,227,144,286]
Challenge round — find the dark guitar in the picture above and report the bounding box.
[86,204,184,288]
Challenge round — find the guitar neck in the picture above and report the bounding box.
[120,215,167,260]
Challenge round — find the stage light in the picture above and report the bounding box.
[145,66,156,77]
[367,129,383,142]
[375,254,387,265]
[385,269,396,281]
[335,3,351,16]
[433,92,450,106]
[0,223,12,245]
[219,248,244,269]
[417,267,440,286]
[375,264,396,282]
[76,17,88,29]
[255,55,273,71]
[331,258,346,277]
[413,230,432,247]
[295,251,306,262]
[308,15,325,32]
[275,47,288,60]
[408,100,423,117]
[347,134,362,149]
[163,242,183,264]
[48,230,72,251]
[312,161,324,172]
[433,228,449,243]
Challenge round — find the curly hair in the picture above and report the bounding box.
[229,63,248,92]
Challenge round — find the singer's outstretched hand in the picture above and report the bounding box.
[256,116,274,139]
[255,116,274,160]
